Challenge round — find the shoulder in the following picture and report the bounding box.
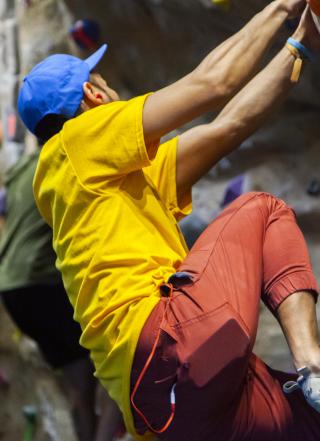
[59,95,152,162]
[62,94,152,141]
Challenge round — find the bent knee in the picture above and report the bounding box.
[224,192,294,224]
[246,193,295,224]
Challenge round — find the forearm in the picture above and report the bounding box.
[143,0,303,143]
[277,291,320,372]
[213,46,294,151]
[193,0,292,110]
[176,6,319,208]
[196,4,317,163]
[177,44,298,197]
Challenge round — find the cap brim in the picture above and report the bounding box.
[85,44,108,71]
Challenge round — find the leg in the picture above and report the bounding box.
[260,195,320,371]
[1,283,90,368]
[131,192,319,441]
[2,284,98,441]
[95,384,124,441]
[62,358,96,441]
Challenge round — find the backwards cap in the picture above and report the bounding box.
[18,44,108,134]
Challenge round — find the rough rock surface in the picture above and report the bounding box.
[0,302,77,441]
[1,0,320,439]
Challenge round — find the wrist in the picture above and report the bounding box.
[254,1,291,38]
[294,348,320,374]
[285,36,316,82]
[291,6,320,54]
[287,37,316,61]
[271,0,294,20]
[292,26,309,45]
[275,0,306,20]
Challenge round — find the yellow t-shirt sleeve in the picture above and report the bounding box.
[144,136,192,221]
[61,94,157,191]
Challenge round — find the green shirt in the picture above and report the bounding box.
[0,151,61,291]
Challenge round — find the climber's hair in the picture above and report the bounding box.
[34,114,68,145]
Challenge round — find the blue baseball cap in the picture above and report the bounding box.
[18,44,108,134]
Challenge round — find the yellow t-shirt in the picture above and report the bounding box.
[33,94,192,439]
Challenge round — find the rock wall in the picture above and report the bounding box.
[0,302,78,441]
[1,0,320,439]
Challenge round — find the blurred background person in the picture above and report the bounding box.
[0,132,126,441]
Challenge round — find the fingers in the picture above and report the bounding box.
[292,5,320,52]
[284,0,307,19]
[310,8,320,34]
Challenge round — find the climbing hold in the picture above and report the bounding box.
[70,19,101,50]
[20,0,32,7]
[12,328,23,342]
[221,174,245,208]
[309,0,320,33]
[307,178,320,197]
[0,188,6,216]
[22,405,37,441]
[0,369,9,388]
[6,110,17,141]
[211,0,231,11]
[199,0,231,10]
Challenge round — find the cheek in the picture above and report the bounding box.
[108,88,120,101]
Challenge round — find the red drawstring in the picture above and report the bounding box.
[130,283,177,434]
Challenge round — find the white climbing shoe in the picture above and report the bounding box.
[283,366,320,413]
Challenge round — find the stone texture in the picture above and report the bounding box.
[2,0,320,438]
[0,302,78,441]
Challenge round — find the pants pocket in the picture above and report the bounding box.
[173,302,250,388]
[178,249,212,284]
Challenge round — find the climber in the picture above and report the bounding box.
[17,0,320,440]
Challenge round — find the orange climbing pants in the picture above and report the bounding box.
[131,192,320,441]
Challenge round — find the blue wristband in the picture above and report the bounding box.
[287,38,316,63]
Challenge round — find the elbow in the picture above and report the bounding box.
[191,68,235,110]
[209,116,246,154]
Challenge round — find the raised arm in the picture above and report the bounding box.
[175,7,319,204]
[143,0,306,144]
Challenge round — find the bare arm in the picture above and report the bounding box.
[277,291,320,371]
[143,0,306,143]
[176,7,317,203]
